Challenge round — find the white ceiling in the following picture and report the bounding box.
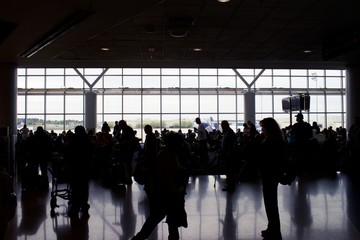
[1,0,360,69]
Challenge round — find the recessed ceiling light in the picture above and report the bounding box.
[100,47,110,51]
[193,48,202,52]
[218,0,230,3]
[304,50,312,53]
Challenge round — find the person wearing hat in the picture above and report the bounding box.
[290,113,312,175]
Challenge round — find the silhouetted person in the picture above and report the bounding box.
[194,117,209,163]
[312,121,320,135]
[258,117,287,240]
[30,126,53,189]
[20,124,30,142]
[143,124,158,176]
[220,120,238,192]
[118,120,137,184]
[65,125,94,218]
[134,125,159,185]
[101,121,111,134]
[290,113,312,174]
[113,120,120,137]
[131,131,188,240]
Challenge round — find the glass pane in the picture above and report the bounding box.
[143,68,160,75]
[45,115,64,134]
[291,77,307,88]
[181,95,198,113]
[199,68,217,75]
[309,76,324,88]
[162,114,180,129]
[26,115,45,131]
[27,76,45,88]
[92,77,103,89]
[180,114,198,130]
[97,95,103,113]
[46,68,64,75]
[326,69,342,76]
[27,68,45,75]
[123,68,141,75]
[17,68,25,75]
[237,94,245,113]
[161,68,179,75]
[256,95,273,113]
[83,68,101,75]
[142,114,162,131]
[17,95,25,114]
[65,115,83,131]
[65,68,79,75]
[219,95,236,113]
[326,77,342,88]
[218,76,236,88]
[200,76,217,88]
[218,69,235,75]
[274,95,289,113]
[235,68,254,75]
[200,95,217,113]
[143,76,160,88]
[236,76,248,88]
[162,95,179,113]
[327,95,343,112]
[46,76,64,89]
[106,68,123,75]
[273,69,290,76]
[27,96,44,113]
[17,76,26,88]
[309,69,325,77]
[17,115,26,129]
[143,95,160,113]
[46,95,64,113]
[162,76,179,88]
[255,76,272,88]
[104,95,122,113]
[103,76,122,88]
[65,96,83,113]
[273,76,290,88]
[123,95,141,113]
[65,75,84,88]
[291,69,307,76]
[180,68,198,75]
[310,95,325,112]
[327,113,343,129]
[181,76,198,88]
[123,76,141,88]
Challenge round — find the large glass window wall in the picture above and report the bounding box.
[17,68,346,140]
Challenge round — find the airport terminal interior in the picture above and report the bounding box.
[2,1,360,240]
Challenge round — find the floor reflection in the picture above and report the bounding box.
[4,173,360,240]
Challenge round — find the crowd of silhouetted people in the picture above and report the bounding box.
[8,115,360,240]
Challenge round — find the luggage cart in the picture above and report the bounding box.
[48,153,71,216]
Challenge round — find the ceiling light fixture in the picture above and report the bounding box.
[218,0,231,3]
[304,50,312,53]
[100,47,110,51]
[193,48,202,52]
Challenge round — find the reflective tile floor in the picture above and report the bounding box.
[4,172,360,240]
